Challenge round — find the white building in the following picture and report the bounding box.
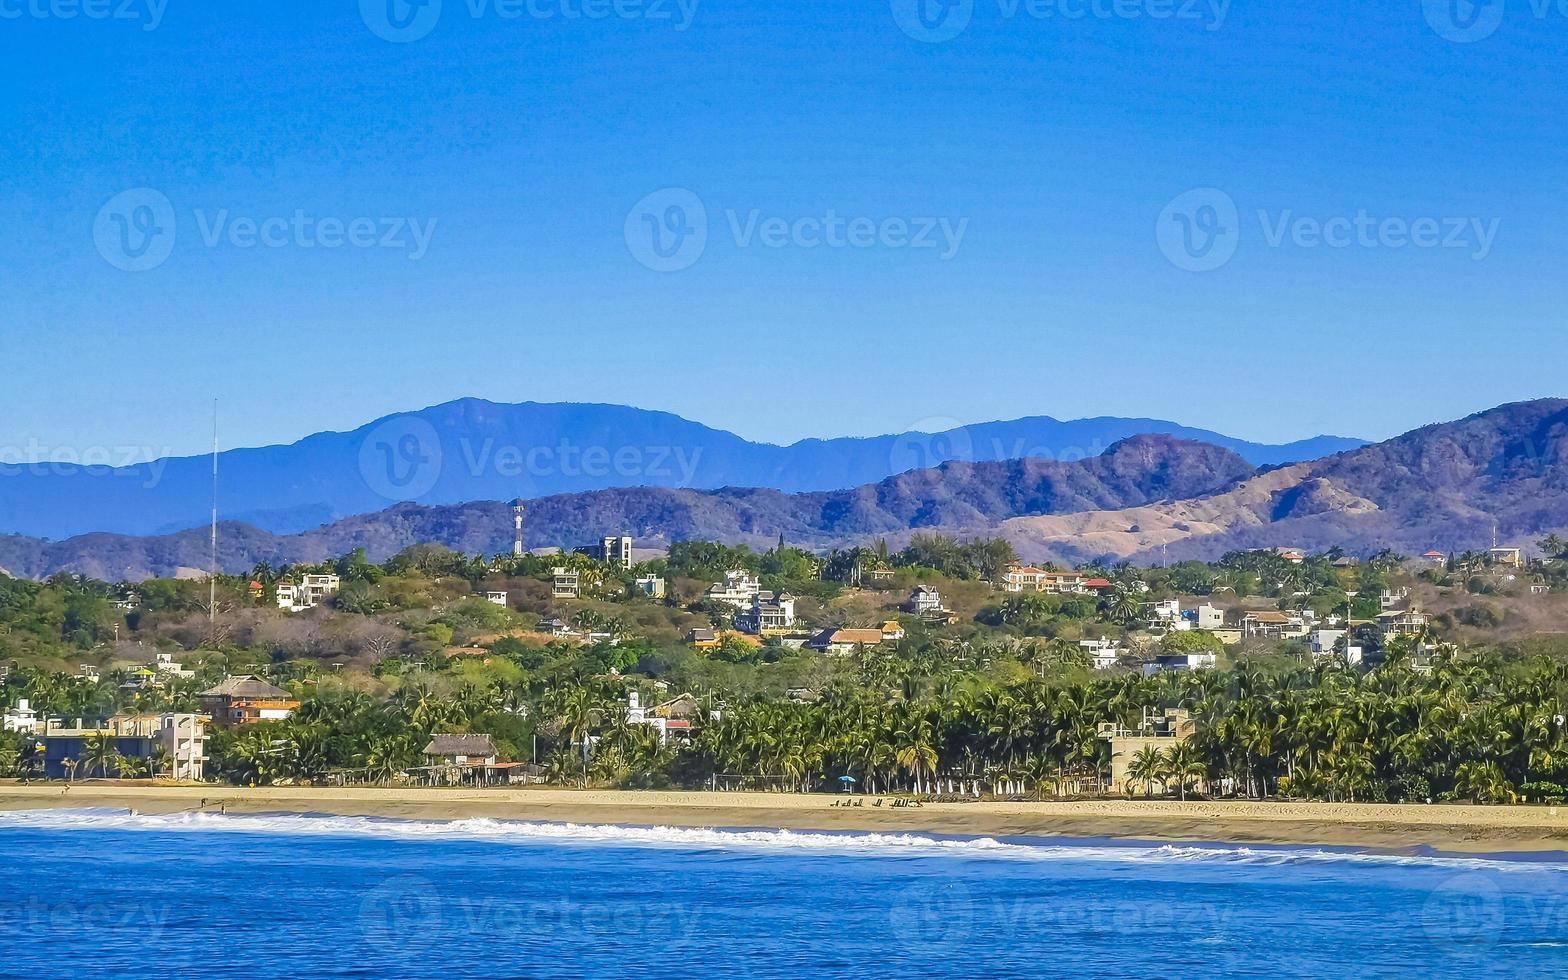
[1143,652,1218,675]
[552,567,581,599]
[481,591,509,606]
[276,574,341,612]
[635,575,666,599]
[152,652,193,680]
[1080,637,1125,671]
[1188,604,1225,630]
[300,574,341,606]
[158,713,207,781]
[909,586,945,615]
[748,592,797,633]
[3,698,39,734]
[706,570,761,609]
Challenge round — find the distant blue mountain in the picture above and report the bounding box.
[0,399,1365,539]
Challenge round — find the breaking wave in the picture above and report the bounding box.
[3,807,1565,875]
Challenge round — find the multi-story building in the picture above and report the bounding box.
[39,713,207,781]
[3,698,39,734]
[276,574,341,612]
[748,592,797,634]
[908,586,945,615]
[552,567,581,599]
[1079,637,1125,671]
[706,570,761,609]
[198,676,299,727]
[578,536,634,569]
[1001,566,1106,595]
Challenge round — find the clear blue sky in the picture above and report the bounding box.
[1,0,1564,462]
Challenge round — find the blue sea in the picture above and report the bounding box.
[2,809,1566,978]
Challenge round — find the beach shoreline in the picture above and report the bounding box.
[4,783,1568,855]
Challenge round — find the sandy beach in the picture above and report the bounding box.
[4,782,1568,855]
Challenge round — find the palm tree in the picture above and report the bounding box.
[893,719,939,795]
[82,732,116,779]
[1163,743,1206,801]
[1127,745,1168,798]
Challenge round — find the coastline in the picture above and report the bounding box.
[4,783,1568,855]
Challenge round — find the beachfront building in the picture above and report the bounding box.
[199,676,300,727]
[39,713,207,781]
[625,691,695,745]
[420,733,511,785]
[1099,709,1198,796]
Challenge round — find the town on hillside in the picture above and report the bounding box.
[4,528,1568,805]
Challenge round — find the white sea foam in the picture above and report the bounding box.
[2,807,1565,875]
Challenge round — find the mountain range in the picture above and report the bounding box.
[0,399,1364,540]
[2,399,1566,582]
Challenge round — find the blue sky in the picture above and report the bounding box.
[0,0,1564,462]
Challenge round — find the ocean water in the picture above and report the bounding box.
[1,809,1566,978]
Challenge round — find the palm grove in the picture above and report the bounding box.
[4,537,1568,804]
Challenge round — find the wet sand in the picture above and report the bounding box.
[4,783,1568,855]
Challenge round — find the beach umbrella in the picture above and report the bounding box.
[838,775,856,793]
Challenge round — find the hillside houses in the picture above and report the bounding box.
[1002,565,1112,595]
[706,570,762,608]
